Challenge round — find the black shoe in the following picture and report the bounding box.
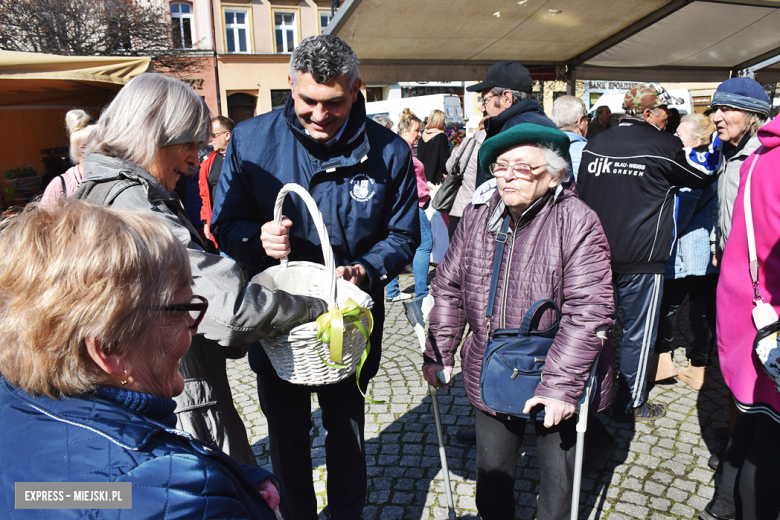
[612,402,666,423]
[699,500,735,520]
[708,452,720,470]
[456,427,476,445]
[584,432,618,467]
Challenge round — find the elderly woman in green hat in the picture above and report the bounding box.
[422,124,615,520]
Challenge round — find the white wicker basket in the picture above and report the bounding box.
[255,183,374,385]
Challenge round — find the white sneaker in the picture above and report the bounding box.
[386,293,412,302]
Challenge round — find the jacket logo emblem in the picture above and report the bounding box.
[588,158,612,176]
[349,173,375,202]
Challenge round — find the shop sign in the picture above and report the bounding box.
[587,81,637,90]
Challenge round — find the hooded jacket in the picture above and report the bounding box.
[577,118,718,274]
[0,379,278,520]
[423,185,615,414]
[484,98,557,138]
[211,92,420,383]
[717,114,780,416]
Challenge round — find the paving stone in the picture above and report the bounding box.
[225,296,728,520]
[648,497,671,511]
[670,503,695,517]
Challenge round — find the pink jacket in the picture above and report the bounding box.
[409,141,429,207]
[40,165,82,206]
[718,115,780,413]
[424,185,615,413]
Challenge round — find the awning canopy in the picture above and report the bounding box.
[0,50,151,107]
[326,0,780,84]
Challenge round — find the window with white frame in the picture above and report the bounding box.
[224,9,249,54]
[274,12,297,53]
[170,3,193,49]
[319,11,333,33]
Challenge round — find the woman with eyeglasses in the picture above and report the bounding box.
[421,124,615,520]
[71,73,327,465]
[0,201,282,519]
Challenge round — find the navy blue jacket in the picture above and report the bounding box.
[211,92,420,383]
[0,379,277,519]
[484,98,557,139]
[211,93,420,296]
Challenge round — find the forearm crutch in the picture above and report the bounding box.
[571,326,609,520]
[404,300,457,520]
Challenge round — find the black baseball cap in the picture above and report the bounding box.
[466,61,533,93]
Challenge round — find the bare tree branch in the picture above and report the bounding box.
[0,0,204,74]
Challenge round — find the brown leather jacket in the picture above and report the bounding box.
[424,183,615,414]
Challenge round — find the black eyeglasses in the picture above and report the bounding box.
[480,94,497,106]
[156,295,208,330]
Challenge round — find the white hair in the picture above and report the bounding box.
[86,73,211,169]
[372,114,393,129]
[540,146,572,185]
[552,96,587,131]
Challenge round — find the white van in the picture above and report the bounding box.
[365,94,464,131]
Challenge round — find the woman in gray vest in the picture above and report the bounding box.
[74,73,326,465]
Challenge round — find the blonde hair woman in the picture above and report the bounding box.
[417,108,450,184]
[0,200,281,519]
[651,112,721,389]
[40,109,97,205]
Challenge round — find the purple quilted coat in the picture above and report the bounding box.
[424,184,615,414]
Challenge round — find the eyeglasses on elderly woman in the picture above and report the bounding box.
[489,162,547,177]
[156,295,208,329]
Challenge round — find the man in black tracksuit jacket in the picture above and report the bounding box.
[578,85,717,421]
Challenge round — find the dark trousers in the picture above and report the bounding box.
[655,274,717,367]
[613,272,664,412]
[253,346,367,520]
[711,405,780,520]
[447,215,461,243]
[474,408,580,520]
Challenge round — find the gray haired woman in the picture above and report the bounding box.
[712,77,771,260]
[74,73,327,464]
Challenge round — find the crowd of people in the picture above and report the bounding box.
[0,33,778,520]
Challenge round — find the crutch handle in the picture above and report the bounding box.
[437,370,451,385]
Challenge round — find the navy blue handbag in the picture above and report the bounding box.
[478,215,561,420]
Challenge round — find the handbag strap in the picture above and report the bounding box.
[59,174,68,197]
[451,137,478,175]
[519,299,561,335]
[744,147,765,303]
[485,215,512,335]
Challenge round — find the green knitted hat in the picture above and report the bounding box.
[478,123,571,175]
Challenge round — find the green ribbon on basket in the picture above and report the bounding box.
[315,299,383,403]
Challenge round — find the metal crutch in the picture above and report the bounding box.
[403,300,457,520]
[570,326,609,520]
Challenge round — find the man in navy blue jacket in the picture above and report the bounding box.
[211,35,420,520]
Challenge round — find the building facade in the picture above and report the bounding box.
[210,0,336,121]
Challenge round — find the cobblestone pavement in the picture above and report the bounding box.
[227,284,729,520]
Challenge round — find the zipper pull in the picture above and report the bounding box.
[510,368,519,380]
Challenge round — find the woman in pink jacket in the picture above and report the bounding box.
[703,113,780,520]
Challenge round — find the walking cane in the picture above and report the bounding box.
[570,327,609,520]
[403,300,457,520]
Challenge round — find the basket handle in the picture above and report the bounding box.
[273,183,337,306]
